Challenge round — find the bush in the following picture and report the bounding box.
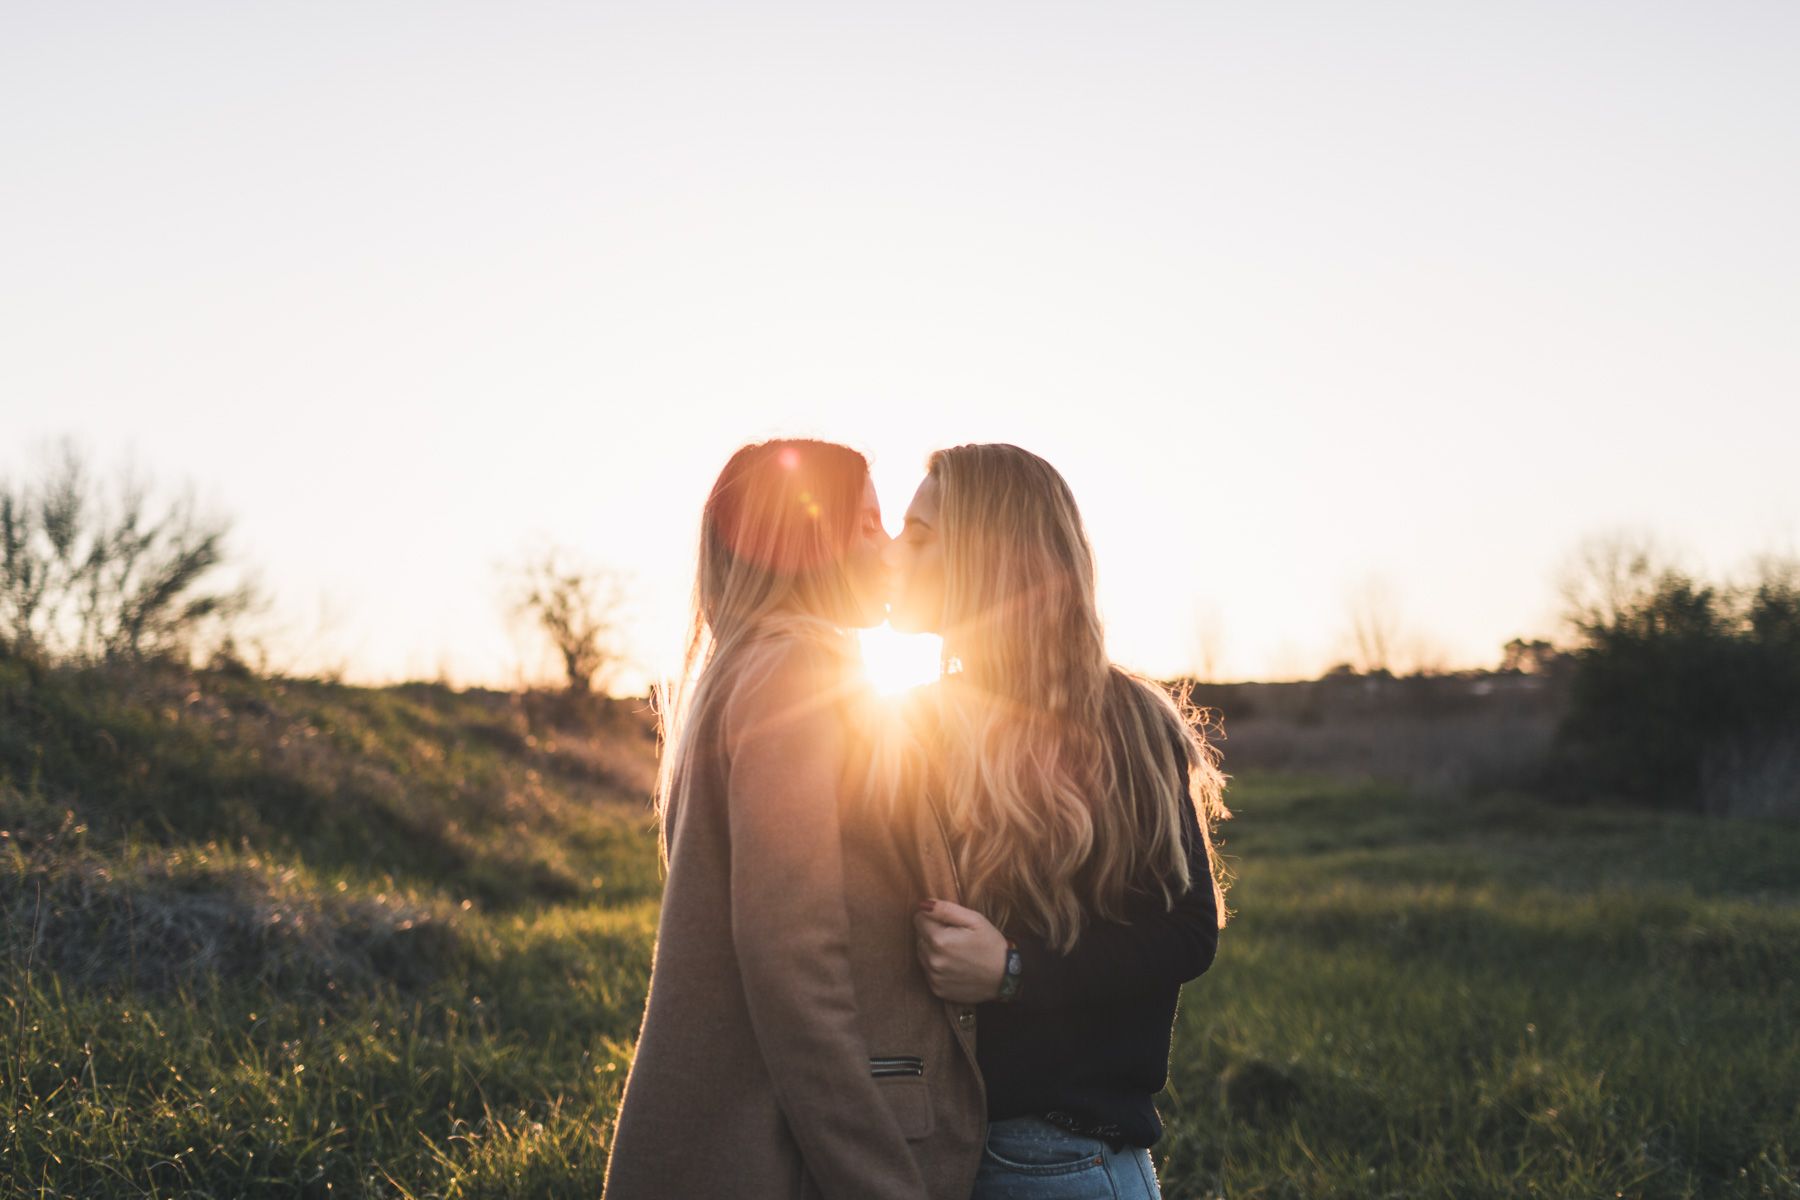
[1553,561,1800,816]
[0,442,252,666]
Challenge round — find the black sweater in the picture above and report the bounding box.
[966,739,1220,1150]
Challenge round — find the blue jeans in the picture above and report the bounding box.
[970,1116,1163,1199]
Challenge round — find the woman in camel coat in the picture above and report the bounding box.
[602,439,985,1200]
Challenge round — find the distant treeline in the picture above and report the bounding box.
[1179,554,1800,820]
[7,443,1796,818]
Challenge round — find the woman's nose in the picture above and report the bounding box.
[881,537,902,570]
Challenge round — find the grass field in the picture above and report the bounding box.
[2,662,1796,1197]
[1157,776,1798,1198]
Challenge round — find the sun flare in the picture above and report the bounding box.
[858,626,943,696]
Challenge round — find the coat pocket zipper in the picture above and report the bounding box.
[869,1055,925,1078]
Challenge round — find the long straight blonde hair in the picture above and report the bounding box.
[927,443,1230,951]
[653,438,872,870]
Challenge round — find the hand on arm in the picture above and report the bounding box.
[913,900,1009,1004]
[915,796,1219,1010]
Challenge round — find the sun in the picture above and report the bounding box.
[858,626,943,696]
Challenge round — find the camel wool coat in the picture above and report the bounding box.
[602,635,987,1200]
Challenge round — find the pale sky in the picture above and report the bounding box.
[4,1,1797,691]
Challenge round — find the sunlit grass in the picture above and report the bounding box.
[1,661,664,1198]
[2,661,1796,1197]
[1155,776,1800,1199]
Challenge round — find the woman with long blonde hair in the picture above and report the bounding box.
[889,442,1230,1200]
[603,439,986,1200]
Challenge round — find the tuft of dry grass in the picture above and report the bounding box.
[3,828,463,994]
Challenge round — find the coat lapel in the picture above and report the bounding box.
[912,791,961,904]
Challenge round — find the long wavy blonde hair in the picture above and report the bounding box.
[927,443,1230,951]
[653,438,872,870]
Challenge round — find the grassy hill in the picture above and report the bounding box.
[2,659,663,1197]
[2,659,1796,1197]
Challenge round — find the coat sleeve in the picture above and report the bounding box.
[723,640,931,1200]
[1005,743,1220,1008]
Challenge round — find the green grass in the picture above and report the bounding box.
[2,660,1796,1196]
[1159,775,1800,1199]
[2,660,662,1198]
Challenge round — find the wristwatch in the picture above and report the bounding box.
[997,938,1023,1003]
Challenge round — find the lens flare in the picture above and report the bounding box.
[858,626,942,695]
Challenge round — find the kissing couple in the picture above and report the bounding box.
[603,440,1229,1200]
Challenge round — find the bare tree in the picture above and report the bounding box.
[1190,601,1226,683]
[1344,574,1404,676]
[507,547,627,694]
[1557,529,1673,637]
[0,441,252,664]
